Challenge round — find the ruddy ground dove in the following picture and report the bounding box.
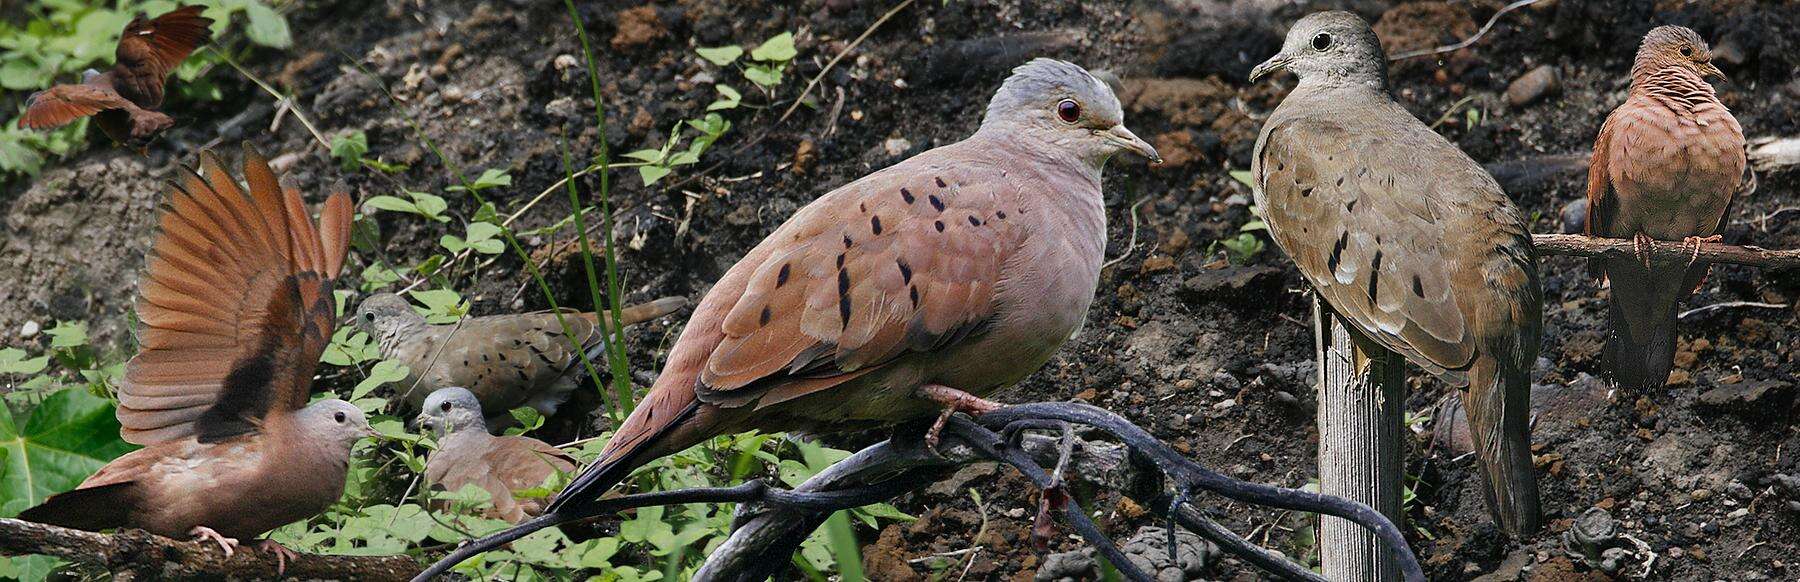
[417,387,577,523]
[17,143,372,571]
[419,58,1159,574]
[354,293,686,427]
[1249,12,1544,534]
[1586,25,1747,391]
[19,5,213,145]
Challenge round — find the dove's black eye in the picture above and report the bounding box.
[334,411,347,423]
[1679,45,1693,57]
[1056,99,1080,123]
[362,312,375,322]
[440,401,452,412]
[1312,33,1333,51]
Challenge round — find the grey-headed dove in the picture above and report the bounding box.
[1249,12,1544,534]
[417,387,577,523]
[353,292,686,428]
[20,5,212,145]
[1586,25,1747,391]
[18,143,374,572]
[419,58,1159,575]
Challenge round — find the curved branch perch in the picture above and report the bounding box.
[0,518,419,581]
[1531,233,1800,270]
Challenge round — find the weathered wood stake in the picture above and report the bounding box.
[1314,298,1407,581]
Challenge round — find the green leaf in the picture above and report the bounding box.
[1228,169,1255,189]
[695,45,743,66]
[409,289,467,323]
[332,131,370,172]
[351,360,410,400]
[360,262,402,291]
[243,1,293,48]
[45,321,86,349]
[408,191,450,222]
[463,222,504,254]
[362,195,417,215]
[621,149,665,163]
[743,64,783,87]
[706,84,741,111]
[504,407,544,436]
[449,168,513,193]
[322,327,379,366]
[750,32,796,62]
[638,165,673,186]
[0,348,49,375]
[0,388,137,515]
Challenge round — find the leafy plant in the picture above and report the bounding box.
[0,387,138,579]
[363,190,451,223]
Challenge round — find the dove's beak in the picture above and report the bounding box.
[361,425,382,439]
[1700,61,1729,84]
[1106,125,1161,164]
[1249,54,1291,83]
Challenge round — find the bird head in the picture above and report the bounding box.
[353,292,426,339]
[302,399,379,444]
[414,387,486,438]
[1250,11,1389,91]
[979,58,1160,168]
[1633,25,1728,83]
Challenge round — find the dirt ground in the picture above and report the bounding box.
[3,0,1798,580]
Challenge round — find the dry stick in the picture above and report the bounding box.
[1531,234,1800,270]
[1389,0,1545,61]
[211,47,331,152]
[0,518,418,581]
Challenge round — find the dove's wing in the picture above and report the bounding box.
[118,144,353,445]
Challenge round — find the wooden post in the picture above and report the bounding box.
[1314,298,1406,581]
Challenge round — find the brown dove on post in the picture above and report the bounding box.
[19,5,213,145]
[353,292,687,428]
[16,143,372,572]
[1586,25,1747,392]
[1248,12,1544,534]
[417,387,578,523]
[415,58,1159,578]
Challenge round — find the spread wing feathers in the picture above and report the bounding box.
[697,162,1018,407]
[116,5,213,84]
[1258,118,1485,382]
[119,143,353,446]
[19,83,132,130]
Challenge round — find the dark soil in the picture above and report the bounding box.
[3,0,1797,580]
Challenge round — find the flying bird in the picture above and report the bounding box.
[1249,12,1544,534]
[1586,25,1748,392]
[17,143,368,573]
[354,293,688,429]
[18,5,213,145]
[416,58,1159,578]
[417,387,578,523]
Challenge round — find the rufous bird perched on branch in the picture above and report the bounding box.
[17,144,369,574]
[416,57,1160,578]
[1586,25,1749,392]
[1248,12,1544,534]
[18,5,213,146]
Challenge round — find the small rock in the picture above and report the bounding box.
[1505,64,1560,107]
[1119,526,1220,582]
[1691,488,1714,501]
[1036,549,1097,582]
[883,137,912,158]
[1695,379,1795,413]
[1179,265,1282,301]
[553,54,578,70]
[19,320,39,338]
[1560,198,1588,234]
[1211,399,1236,411]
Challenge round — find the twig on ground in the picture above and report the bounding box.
[1390,0,1545,61]
[1532,233,1800,271]
[1678,301,1789,321]
[0,518,418,581]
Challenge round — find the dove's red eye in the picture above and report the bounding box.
[1056,99,1081,123]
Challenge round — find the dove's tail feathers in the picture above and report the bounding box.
[17,482,140,532]
[1462,352,1542,535]
[577,296,691,365]
[549,389,704,516]
[1598,258,1691,392]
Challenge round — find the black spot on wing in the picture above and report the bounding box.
[1328,231,1348,273]
[900,188,914,204]
[1411,275,1425,298]
[1367,250,1384,304]
[777,263,791,287]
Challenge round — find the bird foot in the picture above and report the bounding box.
[1632,233,1655,269]
[188,526,240,559]
[1681,235,1722,268]
[918,384,1003,449]
[253,539,300,575]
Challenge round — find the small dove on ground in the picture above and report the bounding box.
[1249,12,1544,534]
[354,293,686,428]
[18,143,371,573]
[417,388,577,523]
[1586,25,1748,392]
[20,5,213,146]
[418,58,1159,576]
